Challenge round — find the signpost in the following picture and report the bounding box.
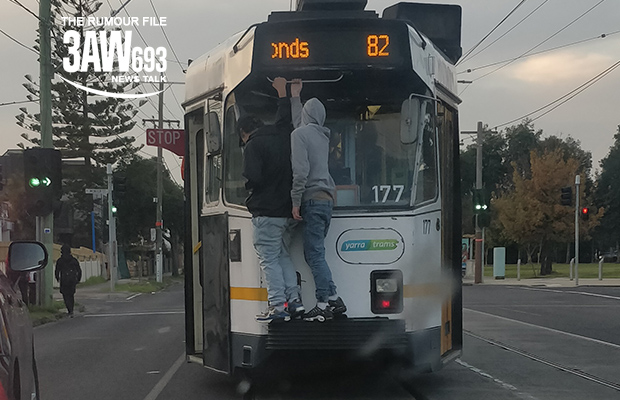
[146,128,185,157]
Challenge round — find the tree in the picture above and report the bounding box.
[494,149,601,275]
[114,157,184,248]
[15,0,143,247]
[594,126,620,254]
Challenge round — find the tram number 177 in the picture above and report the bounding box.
[372,185,404,203]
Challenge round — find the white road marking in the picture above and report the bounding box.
[519,286,620,301]
[143,353,185,400]
[456,359,539,400]
[84,311,184,318]
[465,308,620,350]
[127,293,142,300]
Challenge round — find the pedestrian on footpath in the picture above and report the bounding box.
[290,81,347,322]
[55,244,82,316]
[239,77,304,323]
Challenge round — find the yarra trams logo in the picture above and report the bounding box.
[61,16,169,99]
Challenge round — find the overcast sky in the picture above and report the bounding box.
[2,0,619,184]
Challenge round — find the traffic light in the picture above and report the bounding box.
[560,186,572,206]
[581,207,590,220]
[113,173,127,202]
[23,148,62,216]
[472,188,488,215]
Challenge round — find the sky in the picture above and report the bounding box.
[1,0,619,185]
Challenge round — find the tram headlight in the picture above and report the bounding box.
[376,278,398,293]
[370,270,403,314]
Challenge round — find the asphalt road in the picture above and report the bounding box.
[33,283,620,400]
[406,285,620,400]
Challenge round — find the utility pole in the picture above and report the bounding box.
[107,164,116,292]
[575,174,580,286]
[461,122,485,283]
[39,0,54,306]
[142,77,180,283]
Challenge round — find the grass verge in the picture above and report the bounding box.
[482,262,620,279]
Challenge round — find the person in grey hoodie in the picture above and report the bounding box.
[290,81,347,322]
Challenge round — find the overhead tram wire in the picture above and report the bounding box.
[0,99,39,107]
[468,0,608,83]
[492,58,620,129]
[113,0,183,113]
[457,0,528,66]
[148,0,185,112]
[462,0,551,65]
[458,30,620,75]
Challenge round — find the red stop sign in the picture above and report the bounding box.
[146,128,185,156]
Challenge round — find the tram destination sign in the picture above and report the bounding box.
[255,21,408,68]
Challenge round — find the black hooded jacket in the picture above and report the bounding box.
[243,97,294,217]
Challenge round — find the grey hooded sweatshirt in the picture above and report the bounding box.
[290,97,336,208]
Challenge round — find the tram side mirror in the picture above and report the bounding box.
[400,97,421,145]
[206,111,222,155]
[7,241,48,272]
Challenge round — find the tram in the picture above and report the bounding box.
[183,0,463,375]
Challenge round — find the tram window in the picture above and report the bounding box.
[413,101,438,205]
[205,154,221,205]
[223,105,248,206]
[327,104,415,208]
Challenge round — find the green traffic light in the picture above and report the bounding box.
[29,177,41,187]
[112,206,118,213]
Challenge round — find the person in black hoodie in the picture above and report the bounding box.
[239,77,304,323]
[55,244,82,316]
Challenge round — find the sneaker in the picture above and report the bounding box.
[328,297,347,315]
[255,307,290,323]
[303,305,333,322]
[287,300,305,319]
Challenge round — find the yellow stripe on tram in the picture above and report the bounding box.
[403,283,447,298]
[230,287,268,302]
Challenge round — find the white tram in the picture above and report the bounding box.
[183,0,463,375]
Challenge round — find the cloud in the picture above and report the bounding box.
[509,50,614,84]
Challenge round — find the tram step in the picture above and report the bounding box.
[266,317,408,350]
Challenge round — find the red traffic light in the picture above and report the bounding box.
[581,207,589,215]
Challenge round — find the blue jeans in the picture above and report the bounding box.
[301,200,337,303]
[252,217,300,308]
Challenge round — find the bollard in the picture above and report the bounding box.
[517,258,521,281]
[599,256,604,280]
[569,258,574,280]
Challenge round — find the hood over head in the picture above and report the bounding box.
[301,98,326,127]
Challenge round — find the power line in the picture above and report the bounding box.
[493,58,620,129]
[0,27,38,55]
[469,0,608,83]
[457,0,528,66]
[458,30,620,75]
[8,0,43,22]
[462,0,550,65]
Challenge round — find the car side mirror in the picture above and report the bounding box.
[8,241,48,272]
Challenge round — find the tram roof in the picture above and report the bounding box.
[184,3,462,108]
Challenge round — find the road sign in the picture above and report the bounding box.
[146,128,185,156]
[85,188,108,195]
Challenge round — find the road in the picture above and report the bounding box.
[407,285,620,400]
[34,282,620,400]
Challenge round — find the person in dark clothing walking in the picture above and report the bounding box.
[239,77,304,323]
[55,244,82,316]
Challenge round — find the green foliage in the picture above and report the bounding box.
[595,126,620,251]
[113,157,184,246]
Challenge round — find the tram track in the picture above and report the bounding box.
[464,330,620,393]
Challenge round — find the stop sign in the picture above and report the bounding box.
[146,128,185,156]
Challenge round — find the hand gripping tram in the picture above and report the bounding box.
[183,0,464,376]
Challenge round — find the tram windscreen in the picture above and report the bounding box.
[226,94,435,209]
[326,104,418,208]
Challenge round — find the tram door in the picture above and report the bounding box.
[438,100,459,355]
[200,97,231,373]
